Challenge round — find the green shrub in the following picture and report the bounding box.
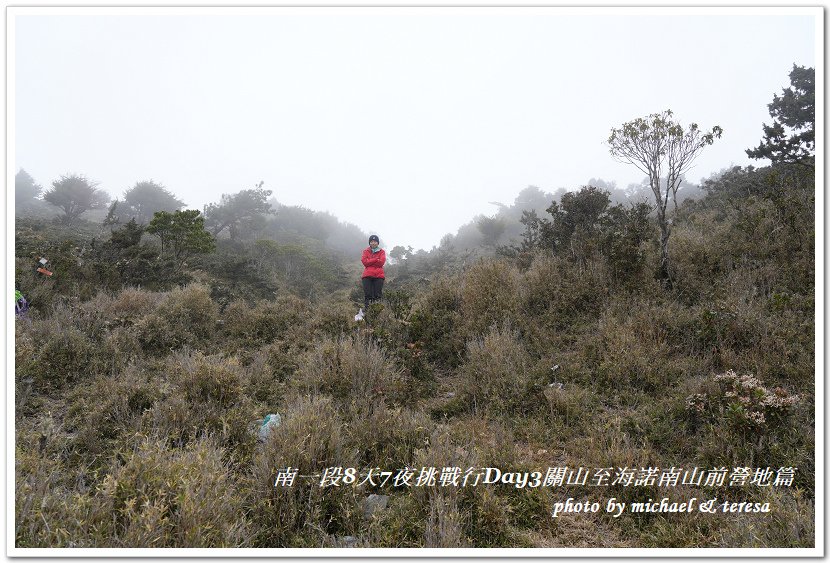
[669,216,730,304]
[66,365,162,459]
[696,370,799,431]
[291,334,404,406]
[424,494,470,547]
[93,434,250,547]
[519,255,608,350]
[543,383,599,432]
[15,414,82,547]
[15,322,39,413]
[366,493,425,547]
[363,304,408,352]
[222,295,309,346]
[123,282,221,356]
[384,287,414,320]
[99,325,143,375]
[409,275,465,368]
[460,259,519,338]
[241,345,292,407]
[694,301,758,354]
[157,283,219,343]
[245,395,361,547]
[418,424,517,547]
[147,352,260,458]
[309,300,356,338]
[99,287,163,323]
[343,404,433,469]
[573,299,697,396]
[367,427,478,547]
[716,487,814,547]
[457,325,543,418]
[18,324,99,392]
[16,256,59,313]
[133,313,187,355]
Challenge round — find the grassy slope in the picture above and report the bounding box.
[14,173,815,548]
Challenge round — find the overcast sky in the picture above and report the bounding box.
[12,7,818,251]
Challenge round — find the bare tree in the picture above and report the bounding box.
[608,109,722,285]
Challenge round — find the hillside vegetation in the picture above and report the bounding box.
[15,65,815,548]
[14,160,814,548]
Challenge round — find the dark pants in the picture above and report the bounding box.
[362,277,384,309]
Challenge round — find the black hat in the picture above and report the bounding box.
[369,235,380,243]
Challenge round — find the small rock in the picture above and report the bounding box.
[362,494,389,519]
[548,382,564,390]
[338,536,358,547]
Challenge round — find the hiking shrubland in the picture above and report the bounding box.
[15,91,815,550]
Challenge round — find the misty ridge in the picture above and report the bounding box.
[15,177,371,257]
[14,165,708,271]
[13,64,815,549]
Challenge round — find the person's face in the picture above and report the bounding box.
[369,240,379,249]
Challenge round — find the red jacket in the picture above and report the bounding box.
[361,247,386,279]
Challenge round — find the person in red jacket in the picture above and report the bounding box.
[361,234,386,310]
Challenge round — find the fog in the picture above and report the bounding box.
[12,7,818,251]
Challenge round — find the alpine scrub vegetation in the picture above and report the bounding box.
[15,161,814,547]
[14,73,815,547]
[14,167,814,546]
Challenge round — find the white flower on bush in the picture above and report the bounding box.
[687,369,800,431]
